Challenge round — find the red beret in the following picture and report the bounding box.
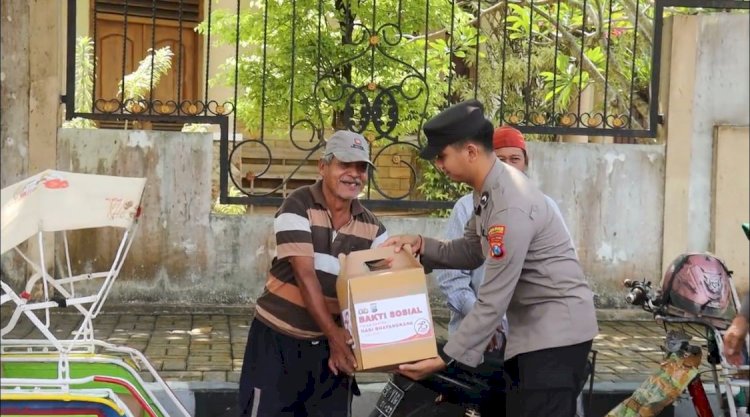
[493,126,525,150]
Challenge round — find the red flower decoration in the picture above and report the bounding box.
[43,179,69,189]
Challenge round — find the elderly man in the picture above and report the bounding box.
[238,130,389,416]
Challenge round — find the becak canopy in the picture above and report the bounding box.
[1,170,146,255]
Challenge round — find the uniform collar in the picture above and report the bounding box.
[473,157,505,208]
[310,180,365,216]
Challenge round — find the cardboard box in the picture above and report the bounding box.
[337,246,438,371]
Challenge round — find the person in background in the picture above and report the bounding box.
[723,223,750,366]
[238,130,389,416]
[724,293,749,365]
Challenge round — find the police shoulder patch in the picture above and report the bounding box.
[487,224,506,259]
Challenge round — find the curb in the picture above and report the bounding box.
[52,304,656,322]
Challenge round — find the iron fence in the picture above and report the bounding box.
[63,0,749,209]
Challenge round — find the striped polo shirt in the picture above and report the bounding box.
[254,180,389,339]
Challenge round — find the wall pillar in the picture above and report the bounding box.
[0,1,31,187]
[28,0,62,174]
[661,15,699,270]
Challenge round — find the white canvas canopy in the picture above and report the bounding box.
[0,171,192,416]
[1,169,146,255]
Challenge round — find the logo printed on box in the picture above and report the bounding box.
[414,318,430,335]
[354,294,433,349]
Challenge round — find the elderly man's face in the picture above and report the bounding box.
[319,156,368,201]
[495,147,527,173]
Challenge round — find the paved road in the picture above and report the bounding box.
[1,305,739,416]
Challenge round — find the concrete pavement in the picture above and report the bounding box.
[0,305,733,416]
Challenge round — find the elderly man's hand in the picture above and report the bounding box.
[723,314,749,366]
[328,326,357,376]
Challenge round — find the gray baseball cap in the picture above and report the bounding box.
[324,130,375,168]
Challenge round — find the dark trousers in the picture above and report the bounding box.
[504,340,592,417]
[237,319,356,417]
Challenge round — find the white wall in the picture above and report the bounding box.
[688,14,750,250]
[662,14,750,280]
[5,129,663,308]
[528,142,665,305]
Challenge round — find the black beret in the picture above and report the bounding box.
[420,99,490,160]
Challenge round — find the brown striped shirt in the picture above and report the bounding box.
[255,180,388,339]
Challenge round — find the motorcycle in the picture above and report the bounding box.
[368,341,595,417]
[606,255,750,417]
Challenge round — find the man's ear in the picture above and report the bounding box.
[318,158,326,176]
[465,143,480,160]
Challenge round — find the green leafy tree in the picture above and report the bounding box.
[201,0,656,215]
[469,0,653,130]
[199,0,481,140]
[201,0,486,210]
[425,0,656,212]
[212,185,248,215]
[64,39,174,129]
[63,36,97,129]
[119,46,174,104]
[74,36,95,113]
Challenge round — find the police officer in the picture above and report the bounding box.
[382,99,599,417]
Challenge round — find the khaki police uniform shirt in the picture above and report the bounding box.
[421,159,599,366]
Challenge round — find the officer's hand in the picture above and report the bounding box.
[396,357,445,380]
[723,315,749,366]
[379,234,422,255]
[486,329,505,352]
[486,337,498,352]
[328,326,357,376]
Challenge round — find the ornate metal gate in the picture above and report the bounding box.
[63,0,749,209]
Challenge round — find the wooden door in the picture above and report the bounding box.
[94,17,140,105]
[93,12,201,112]
[150,23,200,104]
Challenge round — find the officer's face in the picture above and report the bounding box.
[319,156,369,201]
[435,145,470,182]
[495,147,527,173]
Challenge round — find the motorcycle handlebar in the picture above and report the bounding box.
[623,279,651,305]
[625,287,645,305]
[622,278,665,312]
